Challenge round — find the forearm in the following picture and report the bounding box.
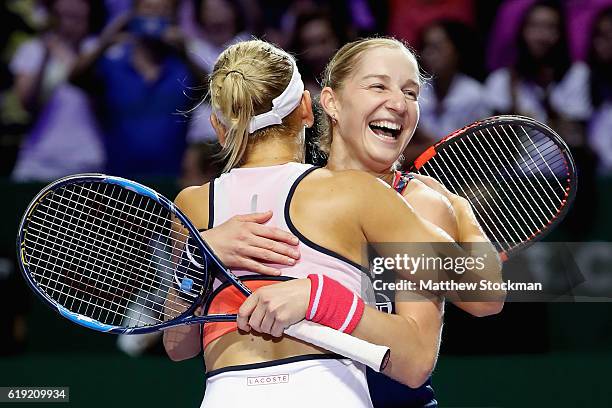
[351,305,441,388]
[435,197,505,304]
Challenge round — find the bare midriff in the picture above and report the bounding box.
[204,331,329,370]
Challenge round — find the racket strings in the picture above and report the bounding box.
[472,129,548,233]
[483,127,555,223]
[504,126,566,210]
[23,186,185,326]
[425,149,514,251]
[48,183,201,259]
[29,199,201,284]
[22,182,208,328]
[26,194,201,297]
[418,123,570,253]
[25,231,186,317]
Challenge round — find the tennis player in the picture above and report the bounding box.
[315,37,506,407]
[162,39,502,408]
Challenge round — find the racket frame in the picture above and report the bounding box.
[408,115,578,259]
[17,174,391,371]
[17,174,248,334]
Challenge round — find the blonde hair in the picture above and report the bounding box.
[317,37,423,154]
[209,40,303,172]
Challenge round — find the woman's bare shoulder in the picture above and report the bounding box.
[174,183,211,228]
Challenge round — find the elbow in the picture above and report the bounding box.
[393,348,437,389]
[403,355,436,389]
[165,348,187,362]
[462,300,505,317]
[162,333,199,362]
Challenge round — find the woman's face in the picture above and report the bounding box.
[421,24,458,77]
[53,0,90,41]
[331,46,421,172]
[593,15,612,65]
[135,0,174,17]
[299,18,339,74]
[522,6,561,60]
[200,0,237,44]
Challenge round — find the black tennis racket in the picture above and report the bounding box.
[408,115,577,260]
[17,174,390,371]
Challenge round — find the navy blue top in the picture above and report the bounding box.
[95,43,193,178]
[367,368,437,408]
[365,170,438,408]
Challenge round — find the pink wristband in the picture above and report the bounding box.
[306,274,365,334]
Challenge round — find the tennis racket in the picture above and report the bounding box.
[17,174,390,371]
[408,115,577,260]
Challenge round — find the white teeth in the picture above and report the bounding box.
[370,120,402,131]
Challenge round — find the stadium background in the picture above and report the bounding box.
[1,1,611,406]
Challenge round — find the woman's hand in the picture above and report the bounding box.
[200,211,300,276]
[237,279,311,337]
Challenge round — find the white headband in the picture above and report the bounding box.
[215,58,305,134]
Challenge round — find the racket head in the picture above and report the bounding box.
[17,174,220,334]
[409,115,577,259]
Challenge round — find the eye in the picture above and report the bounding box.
[403,90,418,100]
[370,84,385,91]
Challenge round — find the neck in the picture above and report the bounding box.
[325,136,392,181]
[240,136,301,167]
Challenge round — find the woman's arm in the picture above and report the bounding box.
[162,185,302,361]
[236,277,443,388]
[356,172,505,304]
[13,39,51,114]
[70,13,132,90]
[403,177,504,316]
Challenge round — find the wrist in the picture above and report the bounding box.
[305,274,364,334]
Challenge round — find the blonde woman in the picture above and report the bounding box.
[162,39,502,408]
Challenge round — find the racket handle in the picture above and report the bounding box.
[284,320,390,372]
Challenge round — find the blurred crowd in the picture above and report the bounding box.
[1,0,611,188]
[1,0,611,361]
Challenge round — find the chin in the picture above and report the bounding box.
[366,153,397,172]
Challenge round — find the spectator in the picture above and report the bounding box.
[185,0,251,143]
[484,0,592,128]
[72,0,203,179]
[587,7,612,175]
[387,0,474,47]
[406,20,490,163]
[9,0,107,182]
[0,1,35,176]
[485,0,596,238]
[179,142,222,188]
[289,9,346,96]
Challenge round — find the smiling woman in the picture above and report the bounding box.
[318,39,423,173]
[313,37,505,407]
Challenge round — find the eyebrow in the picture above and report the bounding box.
[361,74,421,88]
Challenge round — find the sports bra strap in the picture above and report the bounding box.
[391,171,414,195]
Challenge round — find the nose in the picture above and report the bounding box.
[385,88,408,114]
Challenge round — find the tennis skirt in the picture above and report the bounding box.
[201,354,374,408]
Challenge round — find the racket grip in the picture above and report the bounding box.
[284,320,390,372]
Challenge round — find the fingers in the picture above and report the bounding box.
[243,237,299,263]
[237,292,287,337]
[238,258,282,276]
[234,211,273,223]
[270,320,287,338]
[250,223,299,246]
[246,301,267,334]
[237,294,259,332]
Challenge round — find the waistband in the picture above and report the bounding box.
[205,353,345,379]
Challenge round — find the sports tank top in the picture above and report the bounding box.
[203,162,367,349]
